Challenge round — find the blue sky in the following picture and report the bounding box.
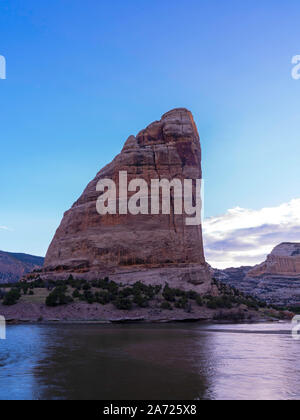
[1,0,300,266]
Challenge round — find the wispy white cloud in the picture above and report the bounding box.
[203,198,300,269]
[0,226,10,231]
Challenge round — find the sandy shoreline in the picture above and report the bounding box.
[0,300,280,325]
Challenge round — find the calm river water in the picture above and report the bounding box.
[0,322,299,400]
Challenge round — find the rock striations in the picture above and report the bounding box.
[40,108,211,292]
[247,243,300,278]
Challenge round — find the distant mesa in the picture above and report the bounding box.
[248,243,300,278]
[0,251,44,284]
[213,242,300,307]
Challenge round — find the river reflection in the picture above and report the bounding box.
[0,323,299,400]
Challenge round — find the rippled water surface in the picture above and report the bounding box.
[0,323,299,400]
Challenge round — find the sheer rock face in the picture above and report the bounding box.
[247,243,300,278]
[43,108,211,290]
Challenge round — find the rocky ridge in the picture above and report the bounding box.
[0,251,44,284]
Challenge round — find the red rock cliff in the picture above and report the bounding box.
[43,108,211,288]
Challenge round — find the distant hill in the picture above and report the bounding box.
[0,251,44,284]
[213,242,300,308]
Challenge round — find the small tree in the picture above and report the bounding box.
[133,293,149,308]
[114,297,132,310]
[45,286,73,307]
[72,289,80,299]
[3,288,21,306]
[161,301,173,311]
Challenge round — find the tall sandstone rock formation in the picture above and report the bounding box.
[42,109,211,291]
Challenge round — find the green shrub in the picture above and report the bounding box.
[196,296,203,306]
[97,278,110,289]
[154,285,162,295]
[46,292,58,307]
[45,286,74,307]
[114,297,132,310]
[174,297,188,309]
[119,287,133,298]
[174,288,186,297]
[83,290,95,304]
[206,300,218,309]
[22,285,29,295]
[133,294,149,308]
[66,275,74,285]
[290,306,300,314]
[162,284,176,302]
[72,289,81,298]
[161,301,173,310]
[32,278,45,288]
[95,291,111,305]
[3,289,21,306]
[186,290,198,300]
[206,296,233,310]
